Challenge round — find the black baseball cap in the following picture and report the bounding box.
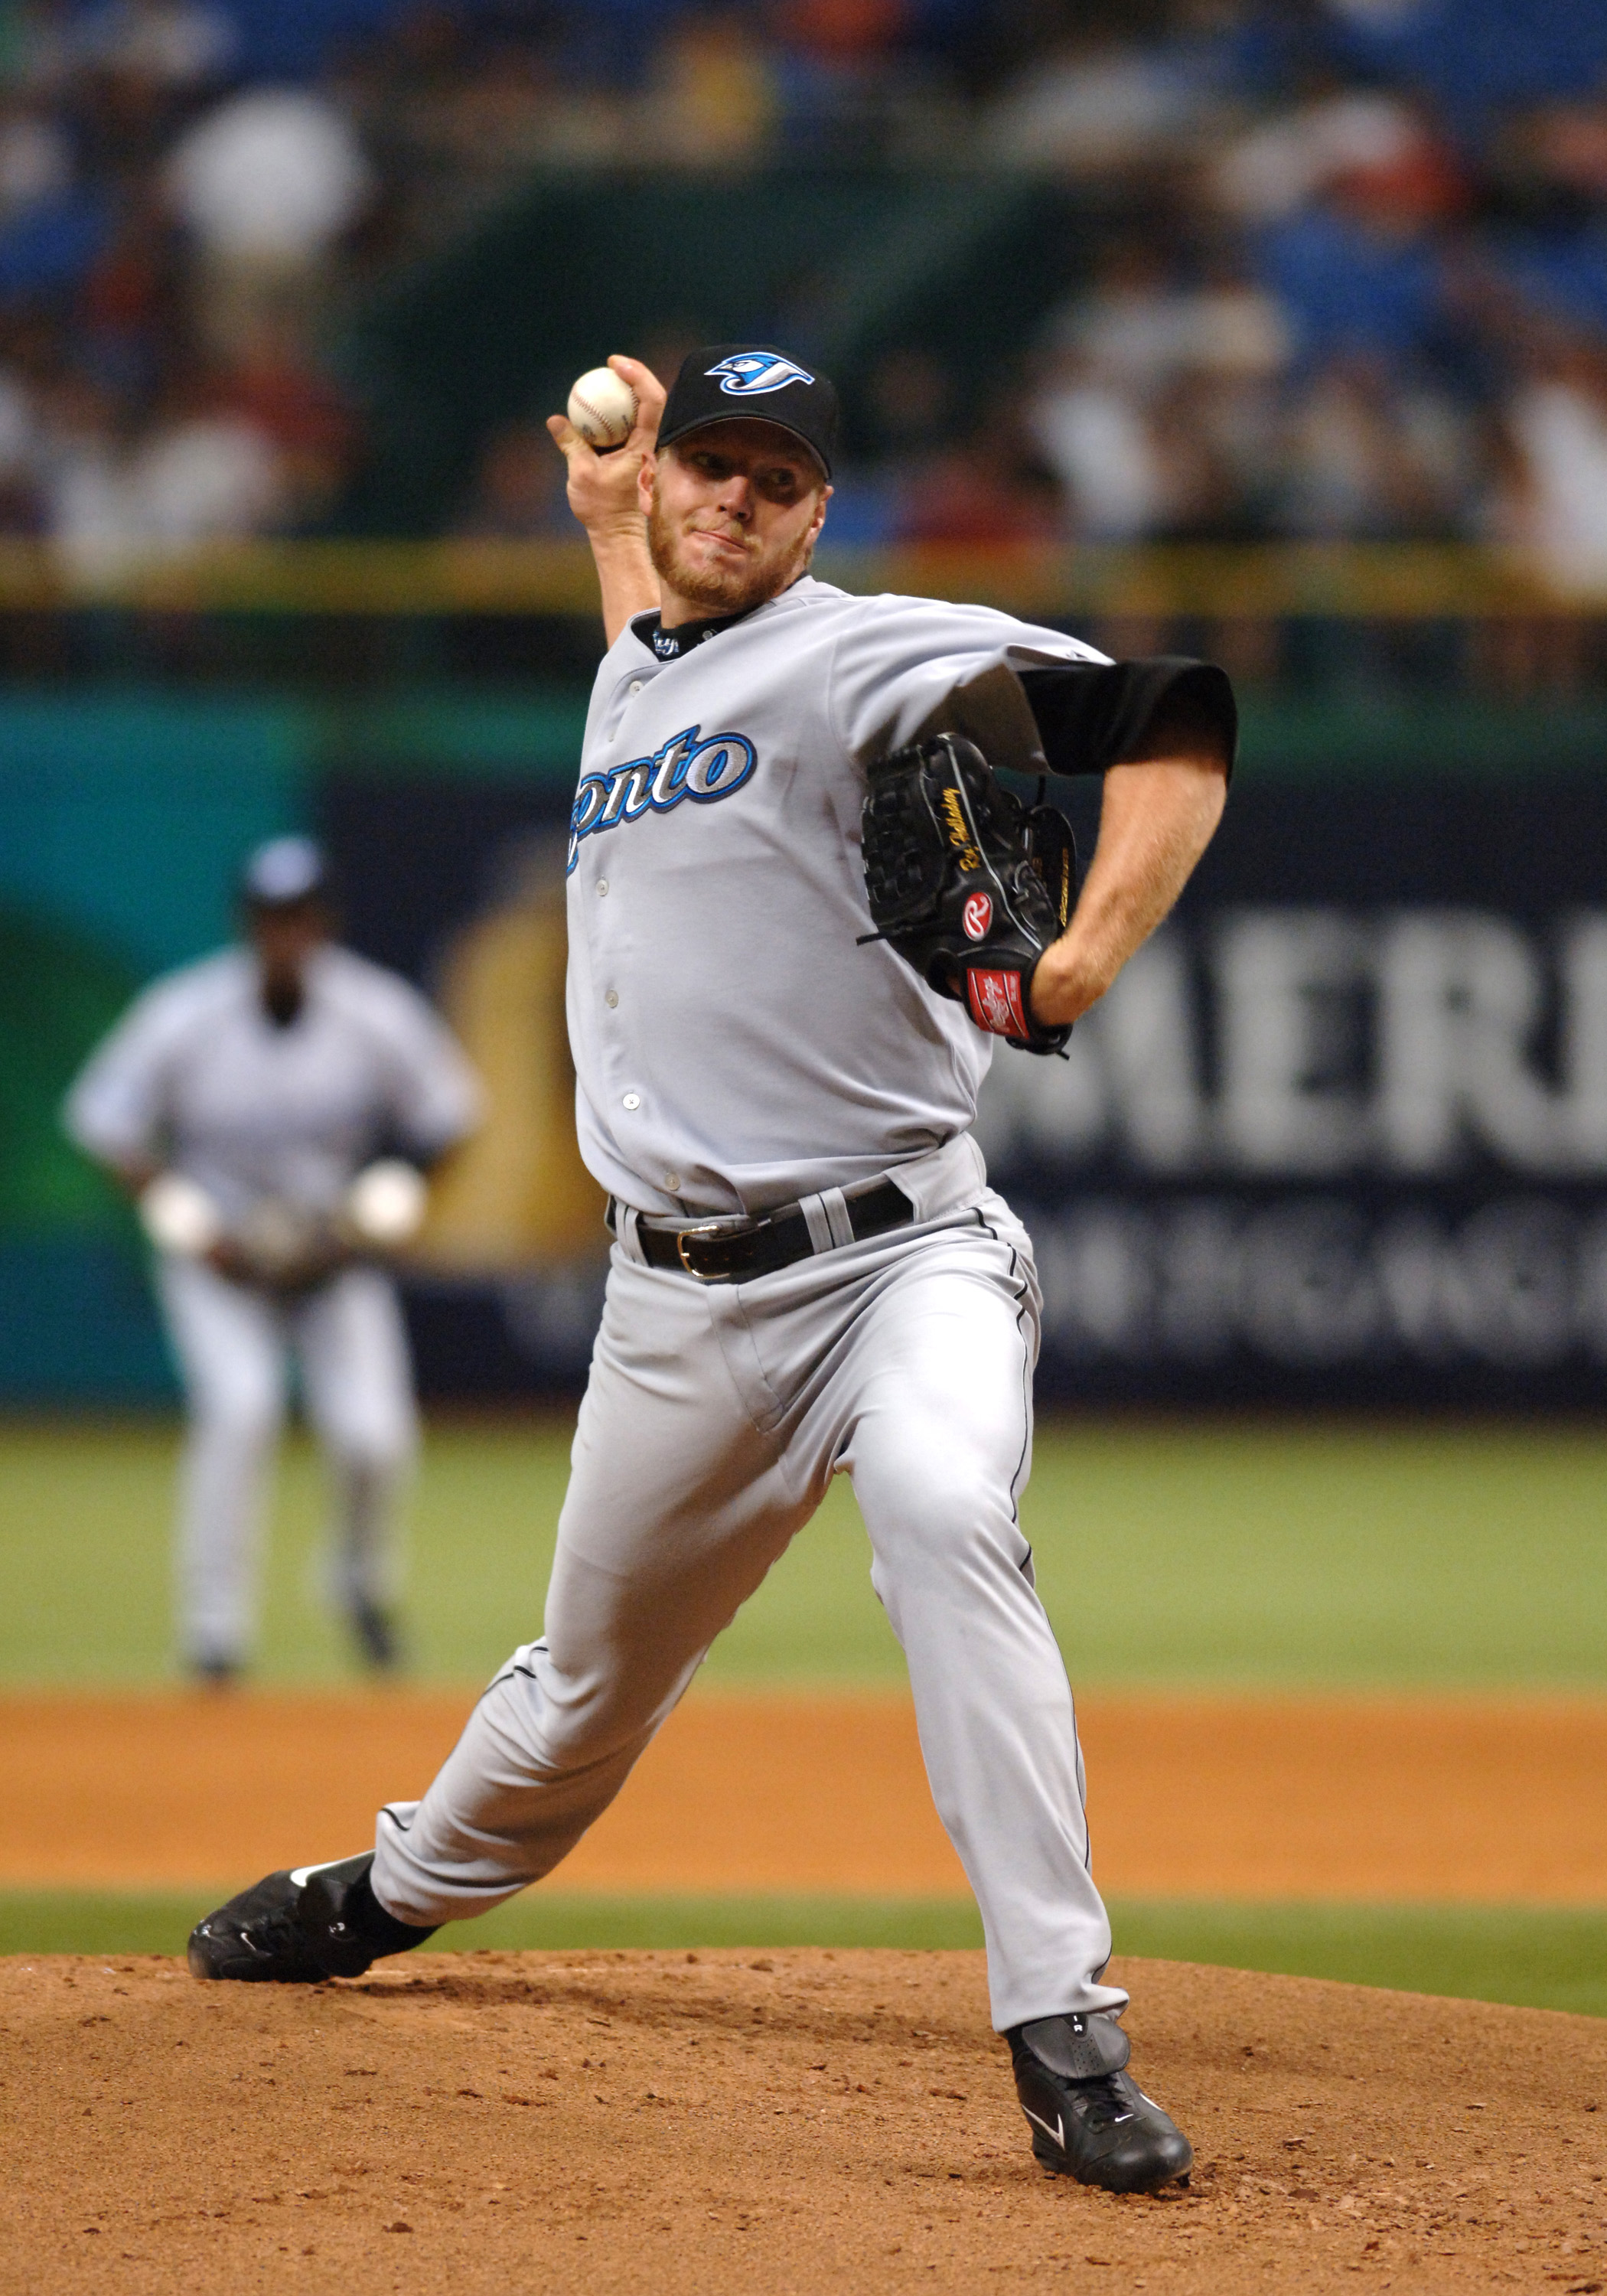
[657,344,838,480]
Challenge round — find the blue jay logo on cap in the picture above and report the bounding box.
[705,354,814,397]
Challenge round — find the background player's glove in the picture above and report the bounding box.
[225,1164,430,1292]
[223,1199,345,1294]
[860,732,1076,1056]
[137,1171,334,1290]
[142,1163,431,1293]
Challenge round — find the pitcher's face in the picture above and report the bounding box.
[644,421,830,620]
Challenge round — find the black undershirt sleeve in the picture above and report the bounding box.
[1018,657,1237,780]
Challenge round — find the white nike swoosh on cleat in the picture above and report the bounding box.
[1023,2105,1065,2150]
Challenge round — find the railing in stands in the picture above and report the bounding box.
[0,539,1596,618]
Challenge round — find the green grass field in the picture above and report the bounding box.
[5,1413,1607,1689]
[5,1889,1605,2019]
[5,1414,1605,2006]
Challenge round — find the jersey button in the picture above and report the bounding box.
[596,878,608,897]
[664,1172,681,1191]
[622,1091,641,1111]
[629,680,643,694]
[605,990,618,1008]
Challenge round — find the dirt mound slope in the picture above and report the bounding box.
[2,1949,1603,2294]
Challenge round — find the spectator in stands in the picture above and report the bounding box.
[1493,334,1607,593]
[1316,0,1607,147]
[71,0,236,91]
[129,369,284,544]
[1500,96,1607,204]
[1027,236,1290,540]
[0,0,1593,557]
[0,349,41,530]
[217,308,359,529]
[34,367,135,569]
[77,193,178,403]
[33,357,290,567]
[980,21,1241,174]
[0,99,72,222]
[165,86,373,354]
[1028,345,1169,540]
[639,11,778,164]
[1273,351,1472,538]
[892,423,1062,546]
[455,417,573,538]
[1214,83,1464,227]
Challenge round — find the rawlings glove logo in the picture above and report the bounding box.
[966,968,1029,1038]
[705,354,815,397]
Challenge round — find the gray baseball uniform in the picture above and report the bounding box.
[66,943,481,1670]
[371,578,1133,2033]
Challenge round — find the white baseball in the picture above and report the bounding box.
[567,365,637,452]
[345,1158,429,1247]
[139,1172,222,1257]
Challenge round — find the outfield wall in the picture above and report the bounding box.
[4,680,1605,1407]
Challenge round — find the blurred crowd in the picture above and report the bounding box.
[0,0,1604,582]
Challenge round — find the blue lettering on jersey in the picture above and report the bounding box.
[704,353,814,397]
[568,724,758,871]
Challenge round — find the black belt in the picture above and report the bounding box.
[624,1177,914,1283]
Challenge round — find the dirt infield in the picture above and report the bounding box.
[2,1949,1604,2295]
[6,1687,1607,1898]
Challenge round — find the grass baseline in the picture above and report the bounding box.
[4,1890,1605,2019]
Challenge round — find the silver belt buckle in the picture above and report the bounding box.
[675,1221,728,1278]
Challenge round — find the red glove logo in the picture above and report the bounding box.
[966,967,1028,1037]
[961,890,993,941]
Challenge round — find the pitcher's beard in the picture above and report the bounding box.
[647,494,813,618]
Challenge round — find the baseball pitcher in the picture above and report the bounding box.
[66,837,482,1680]
[187,348,1234,2193]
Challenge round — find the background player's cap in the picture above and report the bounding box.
[657,345,838,480]
[240,836,330,908]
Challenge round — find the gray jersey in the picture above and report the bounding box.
[567,575,1107,1217]
[65,943,481,1221]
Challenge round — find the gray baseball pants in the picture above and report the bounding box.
[159,1256,417,1668]
[372,1146,1123,2032]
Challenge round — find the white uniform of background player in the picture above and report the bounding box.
[66,837,481,1679]
[189,351,1230,2193]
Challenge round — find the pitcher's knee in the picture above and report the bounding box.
[479,1645,665,1782]
[859,1444,1028,1583]
[330,1433,412,1486]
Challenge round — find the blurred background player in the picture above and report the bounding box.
[63,835,482,1683]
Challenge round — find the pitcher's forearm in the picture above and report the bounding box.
[589,521,659,647]
[1032,758,1227,1027]
[548,357,668,644]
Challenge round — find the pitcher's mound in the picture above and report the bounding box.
[3,1948,1602,2294]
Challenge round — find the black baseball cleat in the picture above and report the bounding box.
[187,1852,437,1983]
[350,1600,399,1671]
[1008,2011,1193,2194]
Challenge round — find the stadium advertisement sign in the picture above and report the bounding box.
[984,905,1607,1404]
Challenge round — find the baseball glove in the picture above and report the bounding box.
[859,732,1076,1055]
[221,1199,345,1295]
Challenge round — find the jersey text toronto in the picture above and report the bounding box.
[568,722,758,870]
